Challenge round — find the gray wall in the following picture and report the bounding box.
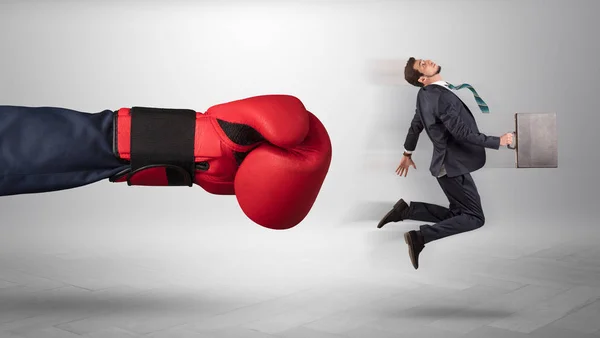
[0,0,598,253]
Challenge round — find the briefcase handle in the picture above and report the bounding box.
[507,131,516,149]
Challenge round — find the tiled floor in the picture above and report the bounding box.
[1,170,599,338]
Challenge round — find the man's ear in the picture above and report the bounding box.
[418,76,427,85]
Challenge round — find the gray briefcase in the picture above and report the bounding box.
[507,112,558,168]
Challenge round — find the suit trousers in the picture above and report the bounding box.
[405,173,485,243]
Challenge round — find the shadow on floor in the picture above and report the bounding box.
[340,201,394,223]
[399,306,513,319]
[0,288,254,317]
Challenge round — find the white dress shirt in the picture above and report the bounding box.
[404,80,456,178]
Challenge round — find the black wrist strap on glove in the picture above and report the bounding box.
[128,106,197,186]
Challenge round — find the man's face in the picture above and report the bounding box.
[414,59,441,78]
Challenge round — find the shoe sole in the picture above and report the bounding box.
[404,232,418,269]
[377,199,406,229]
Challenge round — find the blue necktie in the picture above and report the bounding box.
[446,82,489,113]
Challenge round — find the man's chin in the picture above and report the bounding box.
[436,66,442,74]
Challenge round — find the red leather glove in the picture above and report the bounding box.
[110,94,332,230]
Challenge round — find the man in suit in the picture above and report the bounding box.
[377,57,513,270]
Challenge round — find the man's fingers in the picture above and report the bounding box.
[397,162,417,177]
[396,165,407,176]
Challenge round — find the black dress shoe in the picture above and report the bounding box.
[377,199,409,228]
[404,230,425,270]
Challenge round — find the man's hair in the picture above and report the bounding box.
[404,57,424,87]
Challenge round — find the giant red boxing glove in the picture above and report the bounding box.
[110,95,332,230]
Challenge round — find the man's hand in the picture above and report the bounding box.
[396,154,416,177]
[499,132,514,146]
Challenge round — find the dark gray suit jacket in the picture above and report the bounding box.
[403,84,500,178]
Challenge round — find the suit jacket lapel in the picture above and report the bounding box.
[452,94,475,119]
[432,84,476,118]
